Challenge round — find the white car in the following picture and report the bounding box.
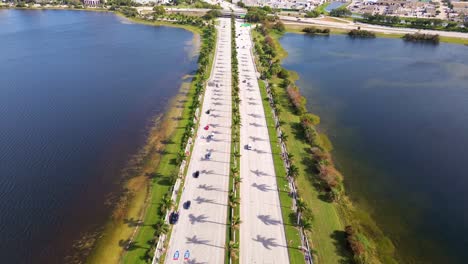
[245,143,252,150]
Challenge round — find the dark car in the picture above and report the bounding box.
[206,109,211,114]
[169,211,179,224]
[183,200,191,209]
[193,170,200,178]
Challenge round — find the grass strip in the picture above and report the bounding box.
[226,16,241,264]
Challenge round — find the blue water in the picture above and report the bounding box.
[0,9,197,263]
[280,34,468,263]
[325,1,345,12]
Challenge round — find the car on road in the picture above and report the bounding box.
[205,151,212,160]
[204,125,210,130]
[207,132,215,139]
[193,170,200,178]
[169,211,179,224]
[183,200,191,209]
[206,109,211,114]
[245,143,252,150]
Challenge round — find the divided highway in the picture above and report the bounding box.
[163,13,292,264]
[236,20,290,264]
[164,17,232,264]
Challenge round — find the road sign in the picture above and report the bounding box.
[173,250,179,260]
[184,250,190,260]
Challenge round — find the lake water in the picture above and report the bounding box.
[325,2,346,12]
[0,10,197,263]
[280,34,468,263]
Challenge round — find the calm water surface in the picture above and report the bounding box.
[0,10,197,263]
[280,34,468,263]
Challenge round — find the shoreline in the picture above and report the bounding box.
[1,6,203,34]
[84,17,202,263]
[251,26,399,263]
[85,73,197,263]
[283,23,468,45]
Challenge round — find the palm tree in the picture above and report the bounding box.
[231,215,242,230]
[154,218,169,236]
[231,166,239,176]
[288,164,299,180]
[296,198,307,226]
[176,150,185,165]
[233,175,242,190]
[226,240,239,260]
[159,195,173,214]
[287,153,294,162]
[301,219,313,232]
[274,106,282,116]
[233,116,240,126]
[229,195,240,208]
[279,132,288,143]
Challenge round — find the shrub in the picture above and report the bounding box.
[245,7,268,22]
[272,21,285,32]
[202,9,222,20]
[403,33,439,44]
[286,86,307,114]
[302,27,330,35]
[277,68,290,79]
[329,7,351,17]
[348,29,376,38]
[153,5,165,15]
[305,10,320,18]
[301,113,320,126]
[121,6,138,17]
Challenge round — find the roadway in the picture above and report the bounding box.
[280,15,468,39]
[235,19,290,264]
[163,17,232,264]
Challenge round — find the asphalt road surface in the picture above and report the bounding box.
[164,17,232,264]
[236,20,290,264]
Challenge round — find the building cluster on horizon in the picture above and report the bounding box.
[239,0,466,22]
[348,0,467,21]
[239,0,329,11]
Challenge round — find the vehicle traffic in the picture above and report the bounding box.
[169,211,179,224]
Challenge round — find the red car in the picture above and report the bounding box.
[204,125,209,130]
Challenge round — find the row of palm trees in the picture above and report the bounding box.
[227,16,242,262]
[142,23,217,263]
[252,24,315,237]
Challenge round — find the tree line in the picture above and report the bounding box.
[356,14,468,33]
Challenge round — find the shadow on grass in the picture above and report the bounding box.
[330,230,353,263]
[118,239,147,251]
[123,218,143,227]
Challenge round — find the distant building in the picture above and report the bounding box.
[83,0,100,6]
